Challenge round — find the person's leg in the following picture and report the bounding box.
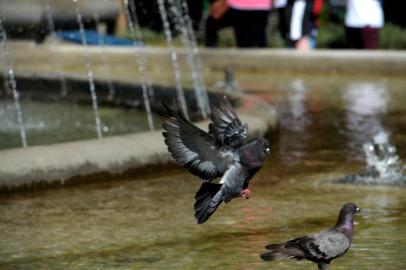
[205,9,234,47]
[288,0,313,50]
[230,9,250,48]
[232,9,269,48]
[345,27,363,49]
[251,10,269,47]
[360,26,379,49]
[205,16,220,47]
[277,7,289,44]
[186,0,204,31]
[295,36,311,49]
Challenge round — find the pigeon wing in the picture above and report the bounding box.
[310,231,350,260]
[290,231,350,262]
[158,104,233,181]
[209,96,248,149]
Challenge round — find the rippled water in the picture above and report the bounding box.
[0,100,160,149]
[0,75,405,269]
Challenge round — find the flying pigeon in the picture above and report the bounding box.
[157,96,270,224]
[260,203,361,270]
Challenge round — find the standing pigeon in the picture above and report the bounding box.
[260,203,361,270]
[157,96,270,224]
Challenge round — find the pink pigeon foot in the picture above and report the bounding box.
[241,188,251,199]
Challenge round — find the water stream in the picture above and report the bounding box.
[0,19,27,148]
[168,0,207,118]
[92,11,116,101]
[157,0,189,120]
[179,0,211,115]
[43,0,68,97]
[123,0,154,131]
[73,0,103,138]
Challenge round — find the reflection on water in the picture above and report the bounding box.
[283,79,310,132]
[343,82,389,159]
[0,75,405,269]
[278,79,311,164]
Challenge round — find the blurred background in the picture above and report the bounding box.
[0,0,404,49]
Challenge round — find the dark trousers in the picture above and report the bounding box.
[346,27,380,49]
[205,8,269,48]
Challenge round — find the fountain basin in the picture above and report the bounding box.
[0,108,274,190]
[1,42,406,269]
[2,42,406,191]
[0,70,276,189]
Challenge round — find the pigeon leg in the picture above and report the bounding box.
[317,263,329,270]
[241,188,251,199]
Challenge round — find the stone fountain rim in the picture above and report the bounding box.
[0,89,277,191]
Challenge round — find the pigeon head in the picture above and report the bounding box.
[335,203,361,234]
[340,203,361,215]
[240,137,270,168]
[249,137,270,155]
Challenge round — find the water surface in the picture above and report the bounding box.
[0,100,159,149]
[0,75,405,269]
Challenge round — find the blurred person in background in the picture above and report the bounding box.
[345,0,384,49]
[205,0,271,48]
[278,0,323,50]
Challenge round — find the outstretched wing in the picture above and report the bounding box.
[209,95,248,149]
[289,230,350,262]
[157,104,234,181]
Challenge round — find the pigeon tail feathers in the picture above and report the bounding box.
[260,251,291,261]
[261,242,304,261]
[194,182,223,224]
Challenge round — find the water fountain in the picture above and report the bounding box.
[338,131,405,186]
[179,0,211,115]
[92,11,116,101]
[123,0,154,131]
[157,0,189,120]
[167,0,207,118]
[0,19,27,148]
[73,0,103,138]
[43,0,68,97]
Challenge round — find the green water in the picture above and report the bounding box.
[0,75,405,269]
[0,100,159,149]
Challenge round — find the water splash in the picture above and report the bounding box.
[73,0,102,138]
[342,82,388,158]
[339,131,405,185]
[361,131,405,184]
[0,19,27,147]
[157,0,189,120]
[168,0,208,118]
[123,0,154,131]
[43,0,68,96]
[92,11,116,101]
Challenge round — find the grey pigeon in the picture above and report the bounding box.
[157,96,270,224]
[260,203,361,270]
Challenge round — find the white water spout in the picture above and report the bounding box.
[0,19,27,147]
[73,0,103,139]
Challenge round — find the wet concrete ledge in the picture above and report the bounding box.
[8,43,406,84]
[0,96,277,190]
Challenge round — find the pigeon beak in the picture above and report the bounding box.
[355,207,361,214]
[265,148,270,154]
